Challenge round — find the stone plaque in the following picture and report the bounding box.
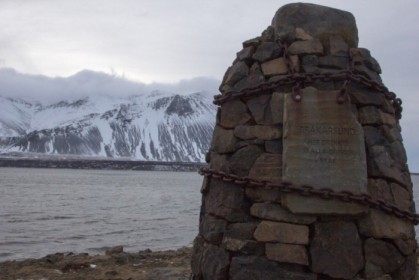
[282,87,368,214]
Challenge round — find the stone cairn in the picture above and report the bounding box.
[191,3,418,280]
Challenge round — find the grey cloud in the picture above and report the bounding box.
[0,68,219,104]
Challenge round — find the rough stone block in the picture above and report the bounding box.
[265,243,309,266]
[261,57,288,76]
[209,153,230,173]
[264,140,282,153]
[392,238,417,256]
[348,84,384,107]
[391,253,417,280]
[229,256,317,280]
[219,100,252,128]
[245,187,282,203]
[237,46,255,63]
[211,126,237,154]
[199,215,228,244]
[201,244,230,280]
[229,145,264,177]
[252,42,283,62]
[253,221,309,244]
[204,180,251,222]
[318,55,348,69]
[234,125,281,141]
[367,178,393,204]
[288,39,324,55]
[364,238,404,278]
[310,221,364,279]
[272,3,358,47]
[224,222,258,240]
[358,209,414,239]
[329,35,349,56]
[223,61,249,86]
[390,182,411,212]
[246,94,272,125]
[250,202,316,224]
[270,92,284,124]
[191,235,207,277]
[295,27,313,40]
[248,153,282,184]
[222,236,264,255]
[380,124,401,144]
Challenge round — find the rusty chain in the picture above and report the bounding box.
[214,50,403,119]
[199,168,419,225]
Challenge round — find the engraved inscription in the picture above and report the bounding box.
[282,87,368,215]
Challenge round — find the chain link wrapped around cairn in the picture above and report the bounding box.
[214,44,403,119]
[199,168,419,225]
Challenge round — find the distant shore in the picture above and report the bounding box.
[0,152,206,172]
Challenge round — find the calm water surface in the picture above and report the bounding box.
[0,168,418,261]
[0,168,202,261]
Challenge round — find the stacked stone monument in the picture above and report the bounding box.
[191,3,417,280]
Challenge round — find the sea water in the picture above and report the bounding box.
[0,167,418,261]
[0,168,202,261]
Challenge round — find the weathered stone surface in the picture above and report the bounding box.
[248,153,282,184]
[245,187,282,203]
[199,215,228,244]
[229,145,264,177]
[242,37,260,48]
[381,125,402,143]
[318,55,348,69]
[237,46,255,63]
[367,178,393,204]
[301,55,319,66]
[392,238,417,256]
[391,183,411,211]
[229,256,317,280]
[272,3,358,47]
[204,180,251,222]
[282,87,368,214]
[329,35,349,56]
[191,235,207,277]
[219,99,252,128]
[364,238,404,278]
[391,253,416,280]
[363,126,387,148]
[389,140,407,167]
[234,62,266,92]
[295,27,313,41]
[358,209,414,239]
[222,236,264,255]
[261,57,288,76]
[209,153,230,173]
[349,84,385,106]
[252,42,283,62]
[246,94,272,124]
[225,222,258,240]
[266,243,309,266]
[367,145,407,187]
[211,126,237,154]
[223,61,249,86]
[201,244,230,280]
[265,140,282,153]
[253,221,309,244]
[270,92,284,124]
[251,202,316,224]
[358,106,396,127]
[350,48,382,74]
[288,39,324,55]
[310,221,364,279]
[234,125,281,141]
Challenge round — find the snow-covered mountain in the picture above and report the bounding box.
[0,91,216,162]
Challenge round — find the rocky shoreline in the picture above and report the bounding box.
[0,246,192,280]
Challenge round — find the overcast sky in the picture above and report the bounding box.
[1,0,419,169]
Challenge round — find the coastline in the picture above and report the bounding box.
[0,152,205,172]
[0,246,192,280]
